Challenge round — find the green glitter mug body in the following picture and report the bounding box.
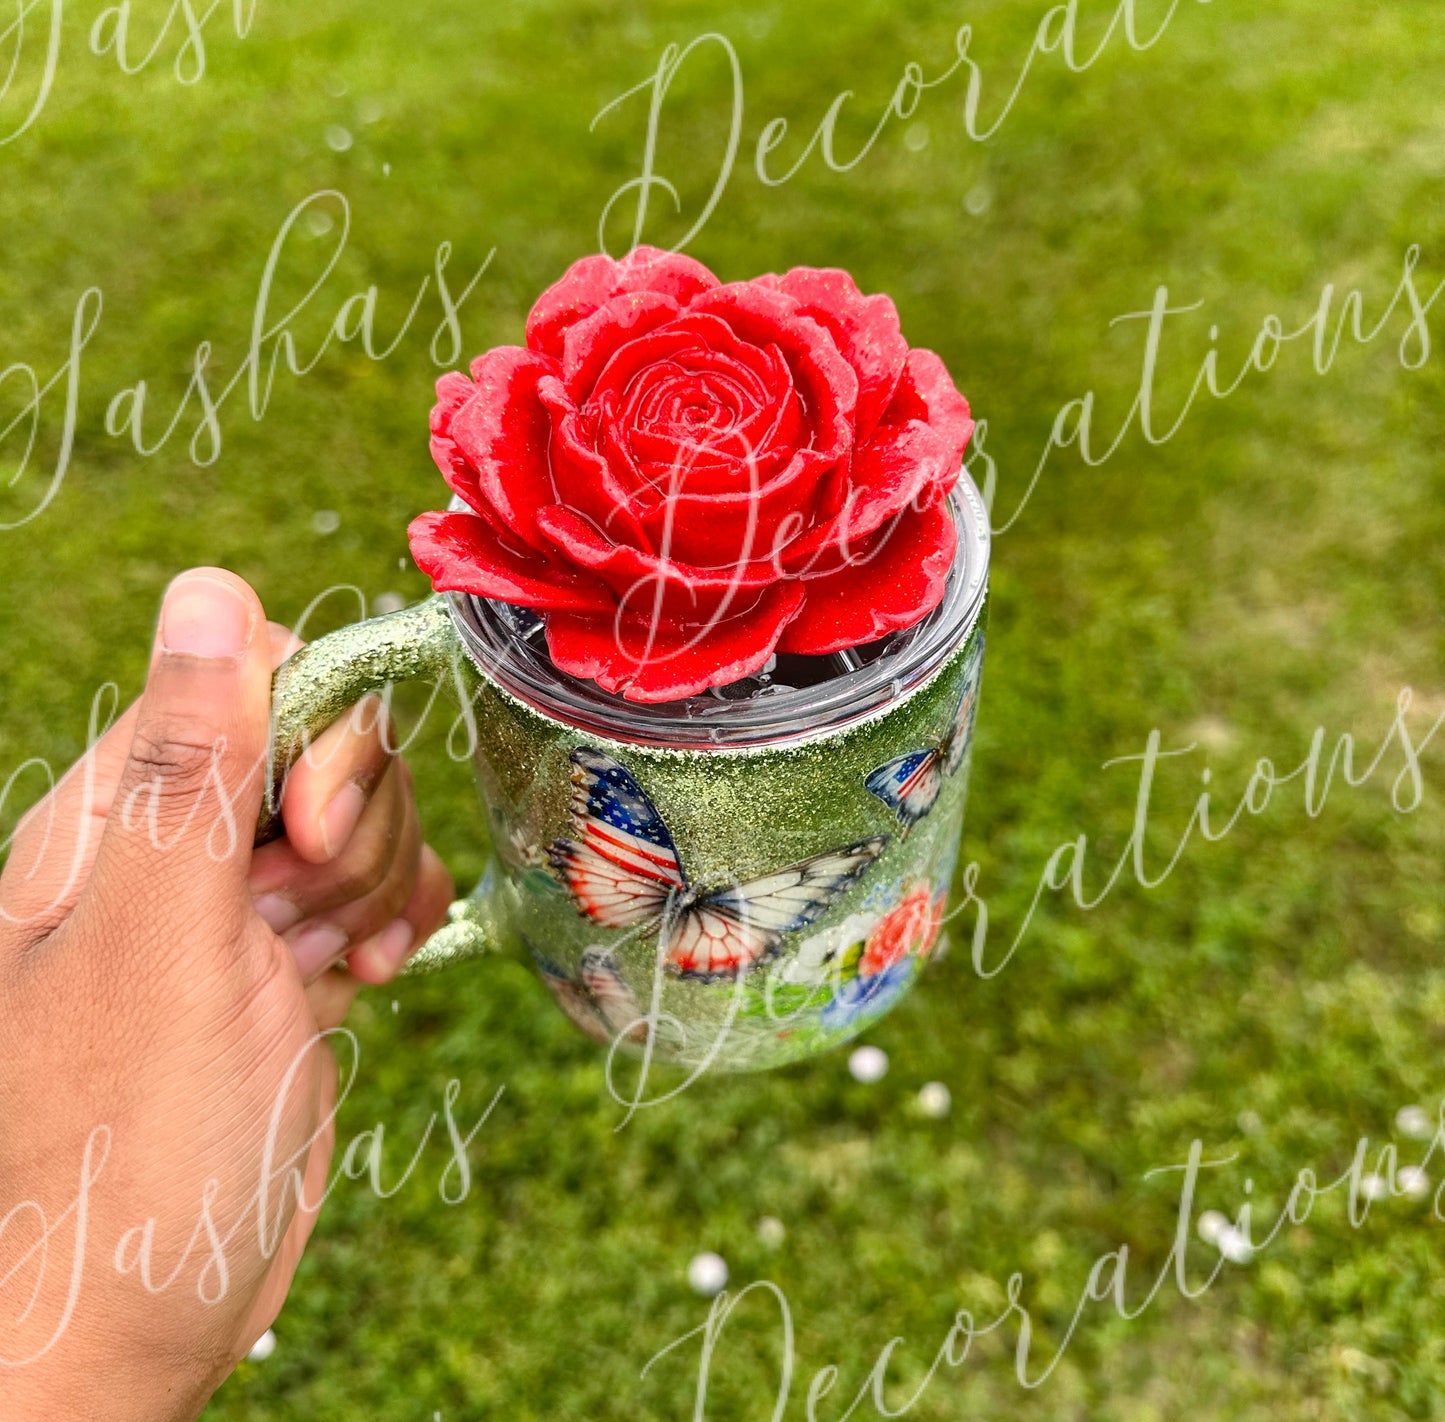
[259,481,991,1073]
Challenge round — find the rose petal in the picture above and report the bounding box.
[561,291,684,401]
[535,504,778,623]
[430,371,475,434]
[408,510,616,614]
[581,306,841,531]
[637,444,839,568]
[619,343,800,473]
[777,496,956,655]
[438,347,562,553]
[881,349,974,482]
[763,268,908,445]
[780,420,952,573]
[582,295,856,568]
[525,247,720,359]
[545,583,806,703]
[539,376,655,550]
[686,285,859,455]
[429,372,487,509]
[594,326,803,502]
[587,312,778,421]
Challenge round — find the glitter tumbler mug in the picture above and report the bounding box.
[257,480,990,1072]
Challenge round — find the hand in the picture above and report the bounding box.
[0,569,454,1420]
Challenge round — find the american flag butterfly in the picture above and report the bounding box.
[547,747,890,981]
[535,946,650,1046]
[865,636,985,833]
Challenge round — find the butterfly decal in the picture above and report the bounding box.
[534,945,650,1046]
[865,638,984,832]
[548,746,890,981]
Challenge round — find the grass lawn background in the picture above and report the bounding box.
[1,0,1443,1415]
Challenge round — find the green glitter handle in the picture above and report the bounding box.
[255,595,500,971]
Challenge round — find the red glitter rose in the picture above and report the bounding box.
[409,247,973,702]
[860,888,944,977]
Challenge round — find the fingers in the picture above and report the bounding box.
[250,760,417,979]
[301,848,453,1024]
[345,845,453,985]
[305,964,364,1031]
[84,570,273,945]
[278,694,396,866]
[245,617,452,986]
[6,571,448,996]
[250,760,408,923]
[286,768,420,981]
[265,621,304,666]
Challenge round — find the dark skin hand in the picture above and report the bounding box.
[0,569,452,1419]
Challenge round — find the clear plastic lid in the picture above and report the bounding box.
[447,476,990,751]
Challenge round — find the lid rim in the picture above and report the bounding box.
[444,476,991,751]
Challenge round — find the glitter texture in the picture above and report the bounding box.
[257,580,988,1072]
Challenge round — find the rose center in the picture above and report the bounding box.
[633,368,749,448]
[588,336,801,506]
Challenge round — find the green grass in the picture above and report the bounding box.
[2,0,1444,1415]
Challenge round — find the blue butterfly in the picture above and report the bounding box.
[549,747,889,981]
[865,637,984,832]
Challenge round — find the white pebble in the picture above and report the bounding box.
[757,1216,785,1248]
[1397,1105,1434,1140]
[849,1045,889,1083]
[1196,1210,1231,1245]
[326,124,354,153]
[963,183,992,217]
[916,1081,951,1118]
[390,999,399,1015]
[1216,1227,1254,1263]
[688,1251,728,1297]
[247,1328,277,1362]
[373,591,406,616]
[904,122,930,152]
[1236,1110,1262,1136]
[383,162,393,177]
[1359,1172,1389,1201]
[311,509,341,535]
[358,97,385,124]
[1398,1166,1430,1200]
[305,208,335,237]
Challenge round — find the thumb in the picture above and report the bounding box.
[85,569,272,938]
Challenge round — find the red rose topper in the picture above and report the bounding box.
[409,247,973,702]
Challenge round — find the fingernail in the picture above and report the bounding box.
[352,918,415,981]
[160,574,255,659]
[254,893,304,935]
[320,782,368,861]
[290,923,350,978]
[377,917,415,970]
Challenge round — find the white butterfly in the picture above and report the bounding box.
[548,747,889,981]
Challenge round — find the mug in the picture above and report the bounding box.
[257,478,991,1073]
